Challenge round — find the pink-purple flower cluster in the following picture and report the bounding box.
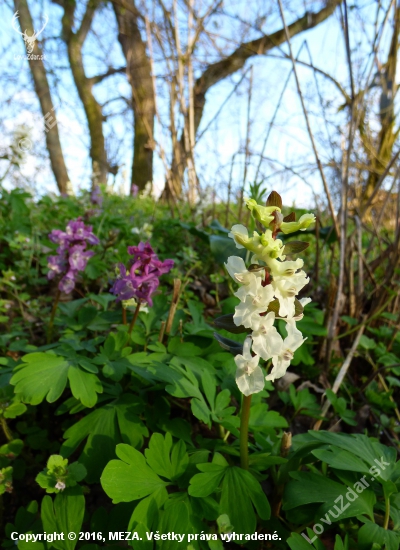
[47,218,100,294]
[111,242,174,307]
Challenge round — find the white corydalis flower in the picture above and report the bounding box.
[252,312,283,360]
[265,321,306,382]
[272,271,309,317]
[233,283,274,330]
[267,258,304,277]
[228,224,249,249]
[235,337,265,396]
[234,274,271,304]
[225,256,262,285]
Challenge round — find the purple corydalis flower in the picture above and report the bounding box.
[68,245,95,271]
[111,242,174,307]
[90,185,103,207]
[47,218,99,294]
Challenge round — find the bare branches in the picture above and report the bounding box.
[195,0,343,98]
[276,0,340,239]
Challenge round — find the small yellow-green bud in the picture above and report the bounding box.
[280,213,316,234]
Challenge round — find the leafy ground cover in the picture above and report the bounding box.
[0,187,400,549]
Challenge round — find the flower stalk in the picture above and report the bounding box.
[384,496,390,530]
[128,301,141,336]
[165,279,182,336]
[0,417,13,442]
[47,289,61,344]
[240,394,252,470]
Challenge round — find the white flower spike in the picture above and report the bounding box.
[222,192,314,392]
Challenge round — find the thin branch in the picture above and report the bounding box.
[313,322,365,431]
[89,66,127,86]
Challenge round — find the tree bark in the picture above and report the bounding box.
[113,0,155,193]
[14,0,70,195]
[168,0,343,198]
[56,0,108,186]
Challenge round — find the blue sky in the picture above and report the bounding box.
[0,0,391,208]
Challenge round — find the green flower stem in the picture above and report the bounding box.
[47,289,61,345]
[240,394,252,470]
[128,302,141,336]
[0,417,13,442]
[384,496,390,530]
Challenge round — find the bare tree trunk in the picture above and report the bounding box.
[56,0,108,186]
[14,0,70,195]
[113,0,155,193]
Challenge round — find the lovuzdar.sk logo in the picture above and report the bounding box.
[11,10,49,60]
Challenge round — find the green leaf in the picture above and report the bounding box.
[189,463,227,497]
[158,499,193,550]
[359,335,377,350]
[191,397,211,424]
[100,444,168,503]
[144,433,189,481]
[3,401,27,419]
[209,235,246,264]
[213,333,243,355]
[307,432,398,482]
[214,314,249,334]
[11,353,69,405]
[61,394,148,483]
[41,487,85,550]
[201,370,216,409]
[283,471,347,510]
[249,403,288,430]
[358,521,400,550]
[11,352,103,407]
[0,439,23,457]
[311,448,371,474]
[283,241,310,255]
[67,367,102,408]
[220,467,270,534]
[341,315,358,326]
[129,487,168,531]
[209,219,230,234]
[334,535,348,550]
[296,318,327,336]
[287,533,318,550]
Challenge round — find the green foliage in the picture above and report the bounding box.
[11,352,103,408]
[36,455,87,493]
[0,189,399,549]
